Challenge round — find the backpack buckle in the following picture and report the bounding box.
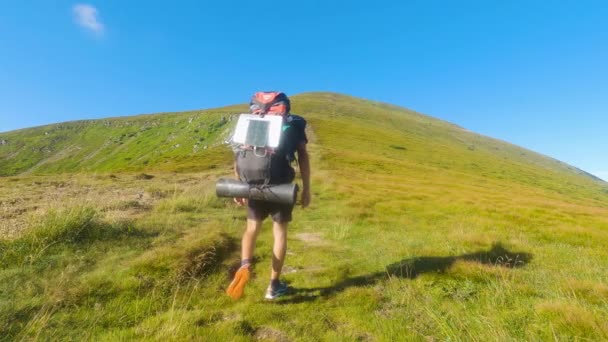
[253,146,268,157]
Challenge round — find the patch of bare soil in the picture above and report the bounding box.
[254,327,291,342]
[0,172,221,239]
[294,232,329,247]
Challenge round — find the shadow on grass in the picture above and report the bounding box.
[277,243,532,304]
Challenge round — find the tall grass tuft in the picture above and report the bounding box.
[0,207,140,267]
[130,231,236,285]
[176,232,235,281]
[155,188,227,213]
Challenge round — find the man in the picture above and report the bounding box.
[227,93,311,300]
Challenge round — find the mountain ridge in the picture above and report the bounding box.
[0,92,605,188]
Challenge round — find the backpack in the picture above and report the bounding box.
[235,92,295,185]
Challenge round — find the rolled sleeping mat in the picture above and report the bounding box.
[216,178,299,206]
[249,182,299,205]
[215,178,250,198]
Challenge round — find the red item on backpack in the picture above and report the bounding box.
[250,91,290,116]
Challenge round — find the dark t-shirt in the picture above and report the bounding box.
[269,114,308,184]
[275,115,308,160]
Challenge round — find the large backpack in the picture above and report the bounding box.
[235,92,295,185]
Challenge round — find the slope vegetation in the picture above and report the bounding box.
[0,106,243,176]
[1,93,607,340]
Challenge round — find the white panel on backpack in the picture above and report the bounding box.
[232,114,283,148]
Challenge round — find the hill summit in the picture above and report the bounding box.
[0,92,605,194]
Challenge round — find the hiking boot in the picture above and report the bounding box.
[264,281,289,300]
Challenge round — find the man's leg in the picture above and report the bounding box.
[242,219,262,265]
[271,221,288,281]
[226,218,262,300]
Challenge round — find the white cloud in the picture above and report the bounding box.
[73,4,104,36]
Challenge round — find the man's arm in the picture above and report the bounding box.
[233,161,246,206]
[296,142,311,208]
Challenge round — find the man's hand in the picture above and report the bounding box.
[232,161,247,206]
[301,189,311,208]
[233,198,247,206]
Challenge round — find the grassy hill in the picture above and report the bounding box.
[1,93,608,340]
[0,105,243,176]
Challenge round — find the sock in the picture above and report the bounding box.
[270,279,280,289]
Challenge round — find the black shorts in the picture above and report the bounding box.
[247,199,294,223]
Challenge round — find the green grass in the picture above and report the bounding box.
[0,108,239,176]
[1,93,608,340]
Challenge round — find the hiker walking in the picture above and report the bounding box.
[226,92,311,300]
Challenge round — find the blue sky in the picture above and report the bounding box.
[1,1,606,180]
